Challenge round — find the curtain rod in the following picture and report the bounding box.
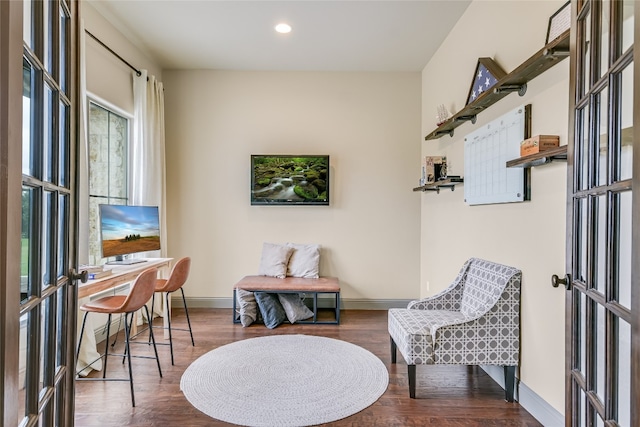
[85,29,142,77]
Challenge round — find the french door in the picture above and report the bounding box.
[1,0,79,425]
[565,0,637,425]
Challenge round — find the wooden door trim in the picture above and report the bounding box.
[0,0,26,425]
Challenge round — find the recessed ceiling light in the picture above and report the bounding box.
[275,23,292,34]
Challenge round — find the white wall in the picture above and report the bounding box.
[163,70,422,302]
[420,0,568,415]
[83,2,162,112]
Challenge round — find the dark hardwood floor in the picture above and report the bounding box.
[74,308,543,426]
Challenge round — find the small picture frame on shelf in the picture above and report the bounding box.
[423,156,447,184]
[546,1,570,45]
[466,58,507,105]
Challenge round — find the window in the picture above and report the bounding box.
[87,101,130,264]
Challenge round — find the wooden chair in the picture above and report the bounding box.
[76,267,162,407]
[150,256,194,365]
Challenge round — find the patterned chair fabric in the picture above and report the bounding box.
[388,258,522,400]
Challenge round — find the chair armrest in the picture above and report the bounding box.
[431,309,520,366]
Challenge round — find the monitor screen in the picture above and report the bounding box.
[251,155,330,206]
[99,204,161,262]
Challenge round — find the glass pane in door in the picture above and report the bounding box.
[55,287,66,367]
[58,195,68,278]
[598,87,609,187]
[594,194,607,294]
[618,319,631,426]
[59,6,68,94]
[595,304,606,402]
[23,0,32,49]
[22,60,34,176]
[40,299,52,393]
[43,0,52,75]
[579,105,591,191]
[19,313,28,419]
[579,13,592,97]
[600,0,611,78]
[619,63,633,181]
[622,1,634,54]
[21,187,33,304]
[579,197,588,282]
[617,190,632,309]
[43,85,54,183]
[59,101,69,187]
[580,291,587,376]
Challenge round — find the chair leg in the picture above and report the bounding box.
[180,288,195,347]
[408,365,416,399]
[123,313,136,407]
[148,292,156,344]
[390,337,397,364]
[144,304,163,377]
[504,365,516,402]
[165,292,174,365]
[102,314,112,378]
[122,313,135,364]
[76,311,89,374]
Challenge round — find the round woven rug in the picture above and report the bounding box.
[180,334,388,426]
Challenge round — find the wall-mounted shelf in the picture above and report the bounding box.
[413,178,464,194]
[506,145,568,168]
[424,29,570,141]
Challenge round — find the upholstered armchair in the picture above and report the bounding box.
[388,258,522,401]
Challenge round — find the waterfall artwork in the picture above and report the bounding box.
[251,155,330,206]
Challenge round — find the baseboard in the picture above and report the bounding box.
[481,365,563,427]
[179,297,412,310]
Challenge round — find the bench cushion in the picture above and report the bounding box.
[234,276,340,293]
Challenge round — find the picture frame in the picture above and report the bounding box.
[466,57,507,105]
[546,1,571,45]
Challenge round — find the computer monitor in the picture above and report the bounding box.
[99,204,161,265]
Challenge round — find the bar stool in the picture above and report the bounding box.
[150,256,194,365]
[76,267,162,407]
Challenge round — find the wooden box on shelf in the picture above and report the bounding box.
[520,135,559,156]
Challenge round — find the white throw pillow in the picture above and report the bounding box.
[258,242,294,279]
[286,243,321,278]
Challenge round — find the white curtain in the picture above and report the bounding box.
[131,70,167,256]
[132,70,167,318]
[76,20,103,375]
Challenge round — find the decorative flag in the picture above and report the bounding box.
[466,58,507,105]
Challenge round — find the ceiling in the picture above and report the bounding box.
[88,0,471,72]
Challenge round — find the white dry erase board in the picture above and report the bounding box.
[463,105,530,206]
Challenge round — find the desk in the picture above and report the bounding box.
[78,257,173,299]
[76,258,173,375]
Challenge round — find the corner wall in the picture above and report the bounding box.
[163,70,422,303]
[420,0,568,418]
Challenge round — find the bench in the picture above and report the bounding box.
[233,275,340,324]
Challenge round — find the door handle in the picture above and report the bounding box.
[551,273,571,290]
[69,268,88,284]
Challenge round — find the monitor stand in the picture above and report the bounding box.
[106,256,147,266]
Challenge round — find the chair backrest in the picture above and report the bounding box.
[459,258,521,318]
[120,267,158,313]
[160,257,191,293]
